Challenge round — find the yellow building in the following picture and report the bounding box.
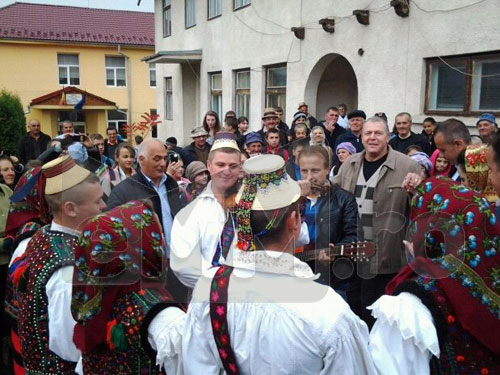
[0,2,157,138]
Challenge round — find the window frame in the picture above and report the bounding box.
[105,56,126,87]
[234,0,251,11]
[149,63,157,88]
[234,69,250,119]
[210,72,223,117]
[265,64,287,117]
[185,0,196,28]
[57,53,80,86]
[163,0,172,38]
[425,51,500,117]
[165,77,173,120]
[208,0,222,20]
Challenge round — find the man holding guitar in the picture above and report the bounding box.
[297,145,364,316]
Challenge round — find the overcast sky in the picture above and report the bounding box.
[0,0,154,12]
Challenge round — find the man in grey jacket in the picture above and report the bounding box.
[333,116,420,326]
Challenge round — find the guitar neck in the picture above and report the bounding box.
[295,244,350,262]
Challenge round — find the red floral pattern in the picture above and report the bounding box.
[210,266,240,375]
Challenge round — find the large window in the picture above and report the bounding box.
[234,0,251,10]
[105,56,126,87]
[185,0,196,28]
[208,0,222,19]
[58,54,80,85]
[163,0,172,37]
[165,78,173,120]
[149,63,156,87]
[107,110,128,138]
[210,72,222,116]
[235,70,250,119]
[426,52,500,115]
[266,64,287,117]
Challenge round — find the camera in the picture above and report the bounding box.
[168,152,179,163]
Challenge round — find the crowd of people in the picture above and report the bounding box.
[0,102,499,374]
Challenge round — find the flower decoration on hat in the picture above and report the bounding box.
[235,155,301,251]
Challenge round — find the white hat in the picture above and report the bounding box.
[42,155,90,195]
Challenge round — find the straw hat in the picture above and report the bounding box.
[210,132,240,152]
[262,107,278,120]
[235,154,301,251]
[42,155,90,195]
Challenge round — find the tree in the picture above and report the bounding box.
[0,89,25,155]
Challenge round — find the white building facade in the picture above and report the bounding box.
[147,0,500,145]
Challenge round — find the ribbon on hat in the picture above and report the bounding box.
[235,166,286,251]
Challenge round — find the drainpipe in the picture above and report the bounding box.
[117,44,133,142]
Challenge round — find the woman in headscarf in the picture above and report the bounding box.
[72,201,185,375]
[462,145,499,203]
[410,151,433,180]
[310,125,333,164]
[330,141,356,179]
[369,176,500,374]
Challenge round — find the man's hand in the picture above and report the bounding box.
[402,172,423,192]
[297,180,311,197]
[318,250,333,266]
[324,119,335,132]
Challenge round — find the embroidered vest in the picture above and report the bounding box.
[17,226,77,375]
[82,288,176,375]
[396,277,500,375]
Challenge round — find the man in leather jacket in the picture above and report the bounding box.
[297,145,362,316]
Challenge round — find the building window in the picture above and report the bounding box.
[185,0,196,28]
[58,54,80,86]
[266,64,287,117]
[235,70,250,119]
[234,0,251,10]
[208,0,221,19]
[426,52,500,115]
[150,64,157,87]
[163,0,172,37]
[107,110,128,138]
[165,78,173,120]
[210,72,222,116]
[105,56,126,87]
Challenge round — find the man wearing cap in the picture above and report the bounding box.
[333,116,421,327]
[257,108,288,147]
[298,101,318,128]
[170,133,241,291]
[16,155,105,374]
[477,113,498,144]
[334,110,366,154]
[182,154,375,374]
[165,136,183,155]
[180,126,211,167]
[389,112,431,155]
[244,132,264,157]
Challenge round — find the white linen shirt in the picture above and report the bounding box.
[368,292,440,375]
[182,250,376,375]
[170,182,233,288]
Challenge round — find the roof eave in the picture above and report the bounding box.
[142,49,203,64]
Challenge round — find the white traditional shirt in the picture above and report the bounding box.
[368,293,440,375]
[170,182,233,288]
[170,182,310,289]
[183,250,376,375]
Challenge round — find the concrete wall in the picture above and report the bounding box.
[154,0,500,146]
[0,40,156,136]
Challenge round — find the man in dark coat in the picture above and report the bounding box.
[389,112,431,155]
[17,119,51,165]
[107,138,188,302]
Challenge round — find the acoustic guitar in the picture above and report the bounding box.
[295,241,375,263]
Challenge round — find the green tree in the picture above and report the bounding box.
[0,89,25,156]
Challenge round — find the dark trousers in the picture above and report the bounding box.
[360,273,397,329]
